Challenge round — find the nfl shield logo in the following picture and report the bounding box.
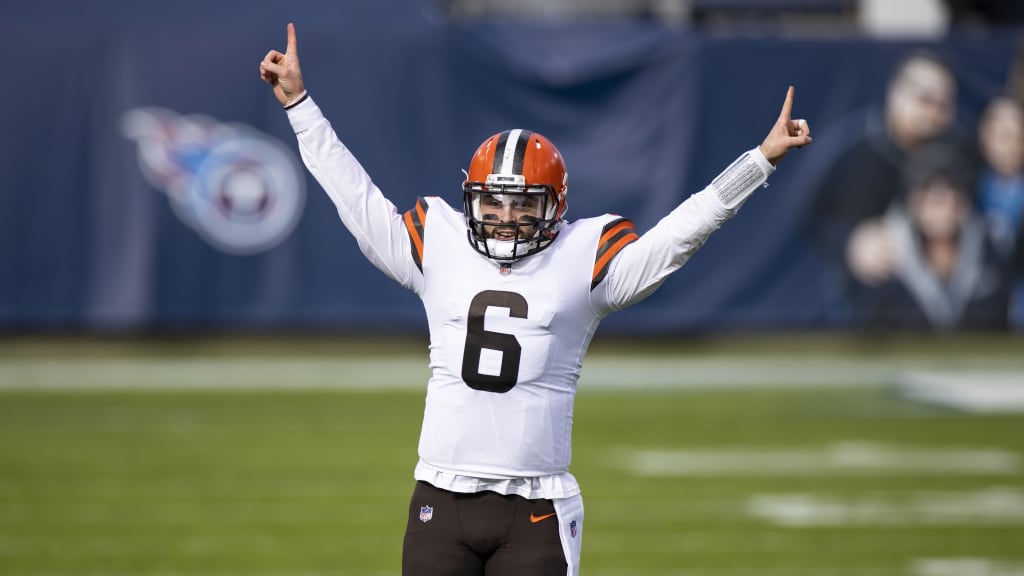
[419,505,433,523]
[570,520,577,538]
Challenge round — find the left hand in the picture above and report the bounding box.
[759,86,812,166]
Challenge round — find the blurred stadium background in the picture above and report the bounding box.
[3,1,1024,575]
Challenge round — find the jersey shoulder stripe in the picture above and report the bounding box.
[402,197,430,272]
[591,216,639,290]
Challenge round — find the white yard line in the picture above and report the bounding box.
[748,487,1024,527]
[0,354,1020,395]
[0,357,430,391]
[912,558,1024,576]
[900,372,1024,413]
[618,442,1022,477]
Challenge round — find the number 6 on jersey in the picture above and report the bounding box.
[461,290,528,393]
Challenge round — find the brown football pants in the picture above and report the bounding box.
[402,481,568,576]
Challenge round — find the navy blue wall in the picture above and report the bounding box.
[2,3,1020,333]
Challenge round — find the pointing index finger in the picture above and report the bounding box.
[778,85,795,122]
[287,22,298,56]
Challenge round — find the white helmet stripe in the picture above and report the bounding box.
[495,129,533,177]
[497,128,523,175]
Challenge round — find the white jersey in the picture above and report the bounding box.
[287,96,774,499]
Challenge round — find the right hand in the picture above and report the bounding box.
[260,23,305,107]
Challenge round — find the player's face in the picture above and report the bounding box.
[478,193,544,240]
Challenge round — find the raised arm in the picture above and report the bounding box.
[259,24,423,293]
[260,23,306,107]
[599,87,812,312]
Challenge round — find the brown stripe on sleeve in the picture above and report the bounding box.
[402,197,430,272]
[591,217,638,290]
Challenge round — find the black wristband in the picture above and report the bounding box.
[284,91,308,110]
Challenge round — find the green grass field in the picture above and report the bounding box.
[1,336,1023,575]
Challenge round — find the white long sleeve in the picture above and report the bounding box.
[603,147,774,311]
[286,96,423,293]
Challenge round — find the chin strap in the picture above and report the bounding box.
[484,237,542,260]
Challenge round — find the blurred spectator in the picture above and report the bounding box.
[846,143,1012,331]
[975,94,1024,328]
[976,95,1024,257]
[806,50,967,322]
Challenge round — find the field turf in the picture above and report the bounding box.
[1,335,1022,575]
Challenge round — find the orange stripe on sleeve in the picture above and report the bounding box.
[403,210,424,269]
[592,232,639,282]
[599,220,634,246]
[415,199,427,225]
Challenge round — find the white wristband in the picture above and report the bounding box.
[284,90,308,109]
[710,147,774,210]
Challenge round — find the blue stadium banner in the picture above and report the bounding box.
[1,4,1021,333]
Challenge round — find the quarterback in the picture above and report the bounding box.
[260,23,811,576]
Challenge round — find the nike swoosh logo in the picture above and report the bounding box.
[530,512,557,523]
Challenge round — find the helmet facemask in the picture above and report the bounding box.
[462,129,568,261]
[464,174,561,261]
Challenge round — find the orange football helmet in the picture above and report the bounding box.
[462,129,569,260]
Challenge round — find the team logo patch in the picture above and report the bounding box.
[419,505,433,523]
[570,520,577,538]
[121,107,306,255]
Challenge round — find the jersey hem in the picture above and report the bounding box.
[414,461,581,500]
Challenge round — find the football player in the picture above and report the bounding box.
[260,22,811,576]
